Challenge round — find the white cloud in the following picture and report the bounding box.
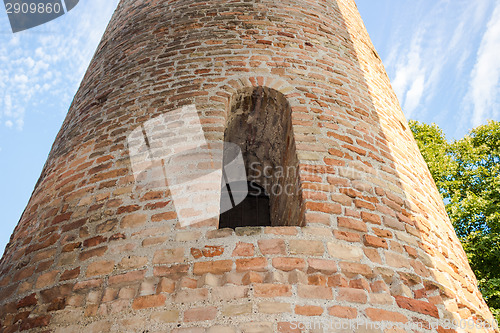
[384,0,494,124]
[0,0,119,131]
[468,2,500,126]
[390,29,426,117]
[404,74,425,114]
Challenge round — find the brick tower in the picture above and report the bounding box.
[0,0,497,332]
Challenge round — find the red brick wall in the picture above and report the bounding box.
[0,0,497,332]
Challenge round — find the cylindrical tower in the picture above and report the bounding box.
[1,0,497,332]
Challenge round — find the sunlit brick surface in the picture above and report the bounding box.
[0,0,497,332]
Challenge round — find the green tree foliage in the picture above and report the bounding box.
[410,120,500,320]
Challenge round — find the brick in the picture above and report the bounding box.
[242,272,264,285]
[339,262,374,278]
[297,285,332,299]
[53,212,72,224]
[174,288,209,303]
[83,236,107,248]
[370,292,393,305]
[222,303,252,316]
[86,260,115,277]
[36,260,54,273]
[109,270,146,285]
[236,257,267,272]
[277,322,302,333]
[289,240,324,256]
[139,278,157,296]
[35,270,59,289]
[328,305,358,319]
[349,278,371,291]
[394,296,439,318]
[193,260,233,275]
[272,258,306,272]
[307,258,337,275]
[385,252,410,269]
[364,235,388,249]
[211,286,249,300]
[73,279,102,291]
[118,256,148,269]
[404,245,418,258]
[39,288,70,310]
[153,248,184,264]
[235,227,262,236]
[197,273,219,287]
[151,310,179,323]
[102,288,118,302]
[19,315,51,330]
[364,248,382,264]
[302,226,331,237]
[304,212,330,225]
[132,294,166,310]
[17,293,37,308]
[384,216,406,231]
[334,230,361,242]
[191,248,203,259]
[60,267,80,281]
[373,227,392,238]
[184,306,217,322]
[337,287,367,303]
[79,246,107,261]
[287,270,307,284]
[206,228,233,239]
[327,241,363,261]
[202,245,224,257]
[295,305,323,316]
[33,248,57,262]
[262,227,297,236]
[90,168,128,182]
[326,274,348,288]
[361,211,381,224]
[232,242,255,256]
[157,278,175,293]
[120,213,147,228]
[47,297,66,311]
[365,308,408,323]
[411,259,430,277]
[371,280,390,293]
[338,217,367,232]
[117,204,140,214]
[14,267,36,282]
[151,211,177,222]
[118,287,137,299]
[308,274,327,286]
[96,219,118,233]
[354,199,375,210]
[258,239,286,255]
[254,284,292,297]
[305,202,342,214]
[154,264,189,279]
[176,231,202,242]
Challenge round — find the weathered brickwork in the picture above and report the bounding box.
[0,0,497,332]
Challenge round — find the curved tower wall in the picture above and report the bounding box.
[0,0,497,332]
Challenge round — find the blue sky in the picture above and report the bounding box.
[0,0,499,253]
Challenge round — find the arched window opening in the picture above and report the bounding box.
[219,86,302,228]
[219,181,271,229]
